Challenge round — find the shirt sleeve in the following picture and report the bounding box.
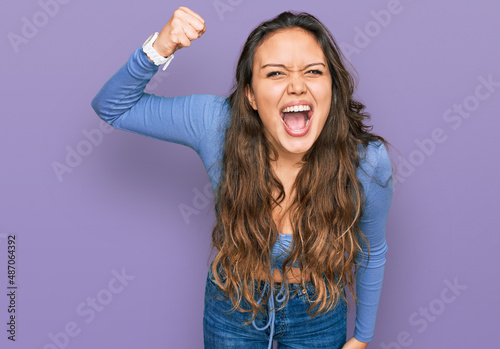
[90,46,227,155]
[353,141,393,343]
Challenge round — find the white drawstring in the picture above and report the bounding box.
[252,267,287,349]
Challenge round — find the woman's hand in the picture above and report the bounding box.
[342,337,369,349]
[152,6,207,58]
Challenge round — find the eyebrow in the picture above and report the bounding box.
[261,63,326,70]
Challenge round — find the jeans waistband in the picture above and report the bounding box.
[207,262,341,349]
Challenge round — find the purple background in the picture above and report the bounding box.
[1,0,499,348]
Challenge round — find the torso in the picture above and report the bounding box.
[256,164,312,283]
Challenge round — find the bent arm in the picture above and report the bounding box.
[90,45,227,154]
[353,142,393,343]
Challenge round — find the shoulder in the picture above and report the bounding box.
[356,140,393,222]
[357,140,393,191]
[187,94,230,113]
[194,94,230,120]
[182,94,231,135]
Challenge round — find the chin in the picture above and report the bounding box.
[283,143,313,155]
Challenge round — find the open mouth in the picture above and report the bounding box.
[280,106,314,132]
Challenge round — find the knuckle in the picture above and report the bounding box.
[173,8,184,18]
[171,17,182,26]
[169,29,179,39]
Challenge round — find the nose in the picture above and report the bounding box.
[287,74,307,95]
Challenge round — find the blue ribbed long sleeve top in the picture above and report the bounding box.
[91,46,393,343]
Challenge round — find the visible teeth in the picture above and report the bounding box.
[282,105,311,113]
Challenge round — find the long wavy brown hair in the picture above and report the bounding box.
[209,10,393,324]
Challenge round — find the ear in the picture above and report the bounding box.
[245,84,257,110]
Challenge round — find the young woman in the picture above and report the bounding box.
[91,6,393,349]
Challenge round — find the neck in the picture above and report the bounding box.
[272,153,305,172]
[272,160,302,179]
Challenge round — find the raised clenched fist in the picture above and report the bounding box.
[152,6,206,58]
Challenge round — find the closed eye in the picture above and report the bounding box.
[307,70,323,75]
[266,71,282,77]
[266,70,323,78]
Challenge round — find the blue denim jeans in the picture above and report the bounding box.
[203,264,347,348]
